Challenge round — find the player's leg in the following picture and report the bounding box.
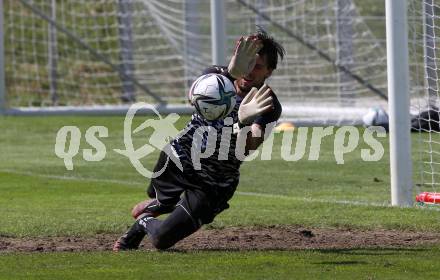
[123,181,237,250]
[114,150,188,251]
[113,190,201,251]
[141,178,239,250]
[131,185,176,219]
[131,150,184,219]
[139,188,207,250]
[138,204,200,250]
[114,190,185,251]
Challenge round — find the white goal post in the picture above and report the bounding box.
[385,0,412,206]
[0,0,5,115]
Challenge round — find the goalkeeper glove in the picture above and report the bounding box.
[238,84,273,126]
[227,36,263,79]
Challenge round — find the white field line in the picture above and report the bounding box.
[1,168,437,211]
[236,191,391,207]
[0,169,145,188]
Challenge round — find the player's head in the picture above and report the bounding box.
[235,26,285,95]
[254,26,285,71]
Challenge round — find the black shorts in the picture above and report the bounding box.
[147,151,239,225]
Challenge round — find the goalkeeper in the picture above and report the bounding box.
[114,27,285,251]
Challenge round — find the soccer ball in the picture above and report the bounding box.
[362,106,389,126]
[189,74,237,120]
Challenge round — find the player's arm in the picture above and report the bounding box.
[228,36,263,79]
[201,36,261,83]
[240,123,265,156]
[236,85,282,156]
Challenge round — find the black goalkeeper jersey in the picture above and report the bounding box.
[169,66,282,188]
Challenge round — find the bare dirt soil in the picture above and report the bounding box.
[1,225,439,253]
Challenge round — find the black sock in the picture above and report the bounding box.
[137,204,200,250]
[119,222,147,249]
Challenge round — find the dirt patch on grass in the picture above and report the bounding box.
[1,225,439,253]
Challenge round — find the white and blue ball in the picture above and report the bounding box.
[189,74,236,121]
[362,106,389,126]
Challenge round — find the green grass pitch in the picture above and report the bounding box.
[1,115,440,279]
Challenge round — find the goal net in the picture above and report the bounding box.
[408,0,440,198]
[2,0,387,121]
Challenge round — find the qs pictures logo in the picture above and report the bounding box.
[54,103,183,178]
[55,103,387,178]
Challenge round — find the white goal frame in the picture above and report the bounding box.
[385,0,413,206]
[0,0,5,115]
